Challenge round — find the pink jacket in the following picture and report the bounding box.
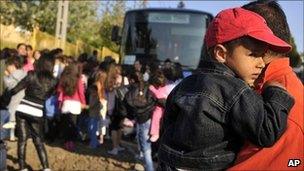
[23,59,34,72]
[57,78,86,107]
[149,85,170,136]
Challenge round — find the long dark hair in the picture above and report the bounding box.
[150,69,166,88]
[34,54,55,73]
[94,71,107,100]
[33,54,56,94]
[129,71,147,104]
[59,62,81,96]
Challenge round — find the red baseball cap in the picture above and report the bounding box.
[204,8,292,53]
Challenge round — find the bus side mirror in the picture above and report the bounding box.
[111,26,121,44]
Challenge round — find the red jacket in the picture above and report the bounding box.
[229,58,304,170]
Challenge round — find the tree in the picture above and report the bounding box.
[0,1,57,32]
[99,1,127,52]
[288,36,302,67]
[133,0,148,9]
[0,1,103,49]
[66,1,100,45]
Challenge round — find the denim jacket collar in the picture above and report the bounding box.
[199,61,236,77]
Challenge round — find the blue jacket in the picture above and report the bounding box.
[158,61,294,170]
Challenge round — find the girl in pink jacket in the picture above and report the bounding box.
[149,70,170,142]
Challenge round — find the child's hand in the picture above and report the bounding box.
[150,134,159,142]
[263,81,286,90]
[4,70,10,76]
[123,118,134,127]
[81,104,89,110]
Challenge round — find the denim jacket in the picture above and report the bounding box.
[158,61,295,170]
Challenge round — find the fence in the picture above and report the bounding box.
[0,24,119,61]
[0,24,119,94]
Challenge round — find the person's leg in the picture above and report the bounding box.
[29,117,49,169]
[67,113,78,141]
[117,129,125,150]
[60,114,70,142]
[70,114,79,138]
[0,140,7,171]
[108,130,119,155]
[112,130,119,148]
[138,120,154,171]
[16,113,28,170]
[9,111,16,141]
[88,117,98,148]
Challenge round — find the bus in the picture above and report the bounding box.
[112,8,213,75]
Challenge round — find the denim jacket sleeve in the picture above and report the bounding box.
[229,86,294,147]
[160,87,179,136]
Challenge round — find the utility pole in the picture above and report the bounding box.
[55,0,69,49]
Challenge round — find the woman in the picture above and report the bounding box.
[8,54,57,171]
[120,71,157,171]
[87,70,107,148]
[57,62,87,151]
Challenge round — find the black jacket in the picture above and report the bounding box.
[9,71,57,105]
[87,85,103,117]
[119,84,157,124]
[158,61,294,170]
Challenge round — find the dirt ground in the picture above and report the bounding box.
[6,138,145,171]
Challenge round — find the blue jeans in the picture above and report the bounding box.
[136,119,154,171]
[88,117,99,148]
[0,141,6,171]
[0,110,10,140]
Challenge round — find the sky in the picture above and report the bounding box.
[143,0,304,54]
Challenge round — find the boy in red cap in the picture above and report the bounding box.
[157,8,294,170]
[228,1,304,170]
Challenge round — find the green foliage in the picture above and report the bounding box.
[98,1,127,52]
[288,36,302,67]
[0,1,102,49]
[0,0,148,52]
[0,1,57,31]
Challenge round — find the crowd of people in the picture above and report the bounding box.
[0,1,303,171]
[0,41,184,171]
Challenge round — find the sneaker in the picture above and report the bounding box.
[64,142,70,151]
[9,136,16,142]
[64,141,75,151]
[2,122,16,129]
[117,145,125,151]
[135,153,144,160]
[68,141,75,151]
[107,148,118,155]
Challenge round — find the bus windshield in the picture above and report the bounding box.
[121,11,209,69]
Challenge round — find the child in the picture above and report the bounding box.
[6,55,56,171]
[229,1,304,170]
[87,71,107,148]
[149,69,169,142]
[157,8,294,170]
[57,62,87,151]
[107,64,128,155]
[121,71,157,171]
[3,55,27,141]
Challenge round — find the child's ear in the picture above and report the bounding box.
[213,44,228,63]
